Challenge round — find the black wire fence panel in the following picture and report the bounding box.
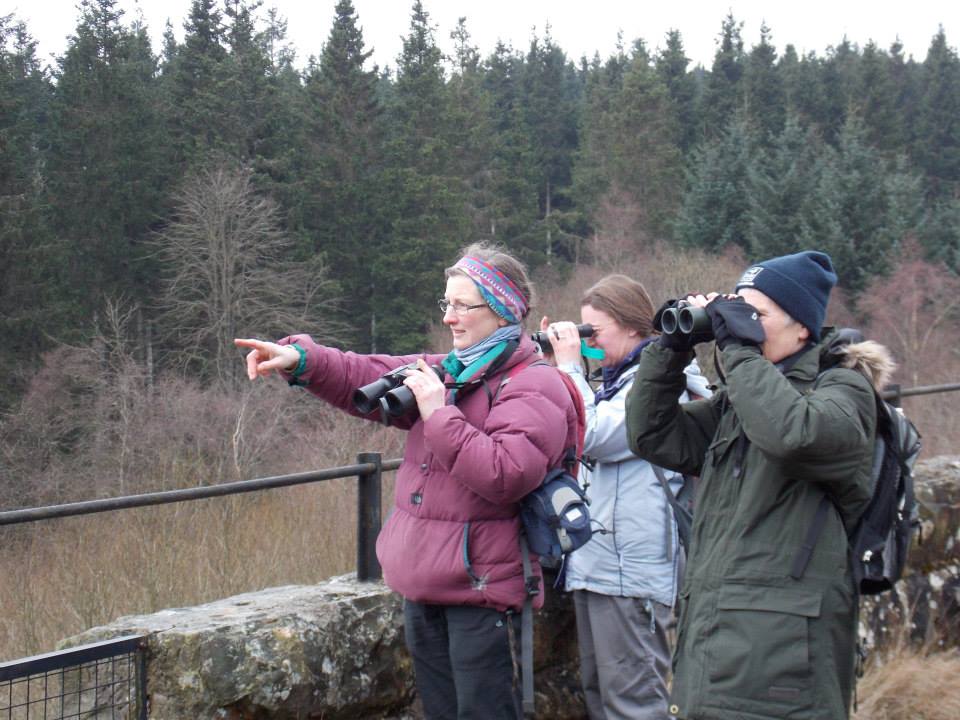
[0,637,146,720]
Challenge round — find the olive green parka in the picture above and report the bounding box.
[625,330,877,720]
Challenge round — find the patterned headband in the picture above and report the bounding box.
[453,256,528,324]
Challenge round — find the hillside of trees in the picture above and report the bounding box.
[1,0,959,401]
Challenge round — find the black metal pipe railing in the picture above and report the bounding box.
[0,454,402,581]
[883,382,960,402]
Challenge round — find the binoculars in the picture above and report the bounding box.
[660,303,712,338]
[530,324,595,354]
[353,363,445,424]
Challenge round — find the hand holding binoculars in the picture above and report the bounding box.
[659,303,712,337]
[353,363,445,424]
[530,324,595,353]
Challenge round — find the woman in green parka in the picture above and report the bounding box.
[625,251,884,720]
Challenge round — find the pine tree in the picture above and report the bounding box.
[576,45,683,242]
[520,29,581,264]
[373,0,467,352]
[572,46,628,214]
[0,18,56,405]
[779,45,824,128]
[818,37,860,143]
[46,0,167,329]
[164,0,228,165]
[914,28,960,199]
[447,18,499,240]
[857,42,901,152]
[301,0,383,349]
[675,114,757,252]
[656,29,698,153]
[745,114,822,258]
[803,115,905,293]
[699,13,745,141]
[743,23,785,144]
[480,41,540,248]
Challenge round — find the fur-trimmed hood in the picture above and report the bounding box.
[824,327,897,392]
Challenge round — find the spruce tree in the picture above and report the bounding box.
[914,28,960,199]
[857,42,901,152]
[804,115,902,293]
[0,18,55,405]
[745,114,822,258]
[480,41,541,248]
[656,29,698,154]
[520,29,581,265]
[46,0,167,331]
[699,13,745,141]
[743,23,785,145]
[164,0,228,165]
[674,114,757,252]
[374,0,467,352]
[576,45,683,241]
[301,0,383,349]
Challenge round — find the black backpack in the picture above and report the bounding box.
[791,372,922,595]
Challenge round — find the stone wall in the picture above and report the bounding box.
[62,457,960,719]
[62,574,584,719]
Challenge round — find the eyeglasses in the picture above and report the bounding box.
[438,299,487,316]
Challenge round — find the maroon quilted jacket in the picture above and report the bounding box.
[278,334,578,611]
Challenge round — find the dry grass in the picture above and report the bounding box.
[855,651,960,719]
[0,479,373,660]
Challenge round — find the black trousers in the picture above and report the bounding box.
[403,600,523,720]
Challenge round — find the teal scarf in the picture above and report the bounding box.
[442,328,519,402]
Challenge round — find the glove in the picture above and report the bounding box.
[705,297,765,350]
[654,299,694,351]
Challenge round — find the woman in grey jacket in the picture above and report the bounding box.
[543,274,710,720]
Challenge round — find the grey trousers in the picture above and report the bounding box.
[573,590,674,720]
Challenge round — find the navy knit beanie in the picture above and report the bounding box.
[734,251,837,341]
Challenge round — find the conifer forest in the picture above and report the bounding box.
[1,0,959,404]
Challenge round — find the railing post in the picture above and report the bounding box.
[356,452,383,581]
[136,638,148,720]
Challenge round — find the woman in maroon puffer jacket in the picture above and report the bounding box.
[235,242,578,719]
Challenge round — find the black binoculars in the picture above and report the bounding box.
[660,303,712,338]
[530,324,595,354]
[353,363,445,424]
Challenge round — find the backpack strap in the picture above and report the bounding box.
[790,494,832,581]
[519,534,537,716]
[652,465,692,556]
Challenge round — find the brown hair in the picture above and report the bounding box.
[581,274,655,337]
[445,242,536,320]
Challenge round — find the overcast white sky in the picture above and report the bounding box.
[6,0,957,71]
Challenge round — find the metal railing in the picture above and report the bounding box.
[883,382,960,406]
[0,635,147,719]
[0,454,403,718]
[0,453,402,582]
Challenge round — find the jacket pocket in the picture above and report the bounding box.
[707,584,821,706]
[705,433,737,468]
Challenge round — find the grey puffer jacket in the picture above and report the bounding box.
[562,359,710,605]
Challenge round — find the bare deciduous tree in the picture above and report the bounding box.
[859,239,960,389]
[154,162,344,386]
